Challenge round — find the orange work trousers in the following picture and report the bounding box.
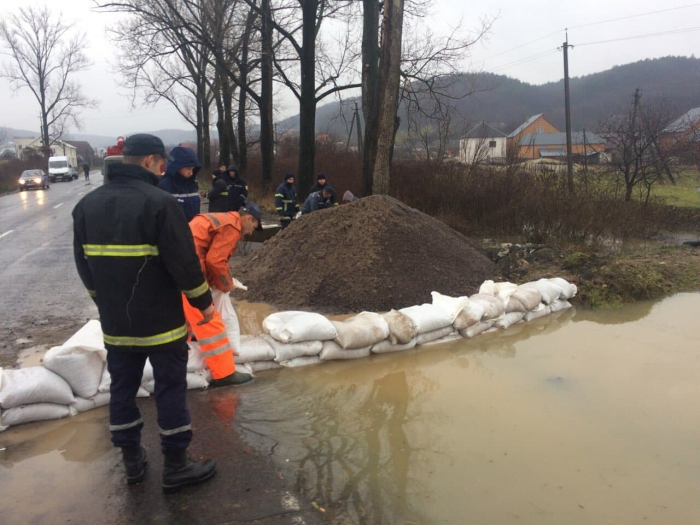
[182,296,236,379]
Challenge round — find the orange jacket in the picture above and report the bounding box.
[189,212,242,292]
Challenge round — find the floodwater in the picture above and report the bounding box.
[235,293,700,524]
[2,294,700,524]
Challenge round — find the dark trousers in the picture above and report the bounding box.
[106,342,192,452]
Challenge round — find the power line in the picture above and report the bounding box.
[479,3,700,63]
[568,3,700,30]
[577,26,700,47]
[490,49,559,73]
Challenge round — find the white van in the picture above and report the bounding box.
[48,156,78,182]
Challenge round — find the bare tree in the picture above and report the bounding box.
[361,7,492,195]
[597,94,677,203]
[0,6,94,151]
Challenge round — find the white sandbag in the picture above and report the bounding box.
[371,337,418,354]
[186,370,211,389]
[422,332,462,346]
[142,380,155,394]
[416,326,457,345]
[320,341,372,361]
[453,301,485,330]
[549,299,572,313]
[212,289,241,353]
[381,310,418,345]
[431,292,470,323]
[505,296,528,313]
[43,345,104,399]
[1,403,72,429]
[236,335,275,364]
[399,304,453,334]
[60,320,107,360]
[263,311,337,343]
[521,279,561,305]
[494,311,526,329]
[279,355,323,368]
[524,303,552,321]
[262,334,323,362]
[186,341,206,372]
[235,363,254,376]
[98,364,111,393]
[248,361,283,373]
[510,286,542,311]
[468,294,506,320]
[142,358,154,383]
[71,392,111,413]
[479,280,518,301]
[0,367,75,409]
[136,386,150,398]
[332,312,390,349]
[549,278,577,300]
[459,319,497,338]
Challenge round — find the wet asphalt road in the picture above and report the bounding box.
[0,172,329,524]
[0,174,100,364]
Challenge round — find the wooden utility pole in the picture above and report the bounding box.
[562,32,574,194]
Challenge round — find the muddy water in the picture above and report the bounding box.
[2,295,699,523]
[235,294,700,524]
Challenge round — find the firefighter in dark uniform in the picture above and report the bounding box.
[274,172,299,228]
[206,164,247,213]
[72,134,217,494]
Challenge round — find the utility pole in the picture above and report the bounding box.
[561,32,574,194]
[355,101,363,158]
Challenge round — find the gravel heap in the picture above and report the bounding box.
[232,195,495,313]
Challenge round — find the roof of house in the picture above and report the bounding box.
[507,114,544,138]
[663,107,700,133]
[519,131,605,146]
[65,140,95,152]
[463,122,507,139]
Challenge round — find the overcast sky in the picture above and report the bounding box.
[1,0,698,138]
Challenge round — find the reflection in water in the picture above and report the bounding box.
[19,190,28,211]
[237,295,700,524]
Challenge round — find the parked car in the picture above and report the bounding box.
[19,169,50,191]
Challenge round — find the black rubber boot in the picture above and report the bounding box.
[162,450,216,494]
[122,445,147,485]
[210,371,254,388]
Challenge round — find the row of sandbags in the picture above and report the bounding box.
[233,277,577,372]
[0,277,576,431]
[0,321,228,431]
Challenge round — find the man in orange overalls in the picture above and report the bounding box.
[183,203,263,387]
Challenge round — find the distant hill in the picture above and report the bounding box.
[279,56,700,139]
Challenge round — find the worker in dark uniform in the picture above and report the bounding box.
[301,187,334,215]
[205,166,229,213]
[308,172,337,205]
[158,146,202,222]
[72,134,217,494]
[206,164,247,212]
[274,172,299,228]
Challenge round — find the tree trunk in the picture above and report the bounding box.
[214,75,230,166]
[259,0,274,186]
[223,78,239,165]
[297,0,318,198]
[361,0,380,197]
[202,93,211,169]
[372,0,404,195]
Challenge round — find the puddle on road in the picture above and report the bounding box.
[1,295,699,524]
[236,293,700,524]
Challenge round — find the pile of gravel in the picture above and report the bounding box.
[232,195,495,313]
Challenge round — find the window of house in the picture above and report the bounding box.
[536,126,543,133]
[489,141,497,148]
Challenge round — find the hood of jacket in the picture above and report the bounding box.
[162,146,201,192]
